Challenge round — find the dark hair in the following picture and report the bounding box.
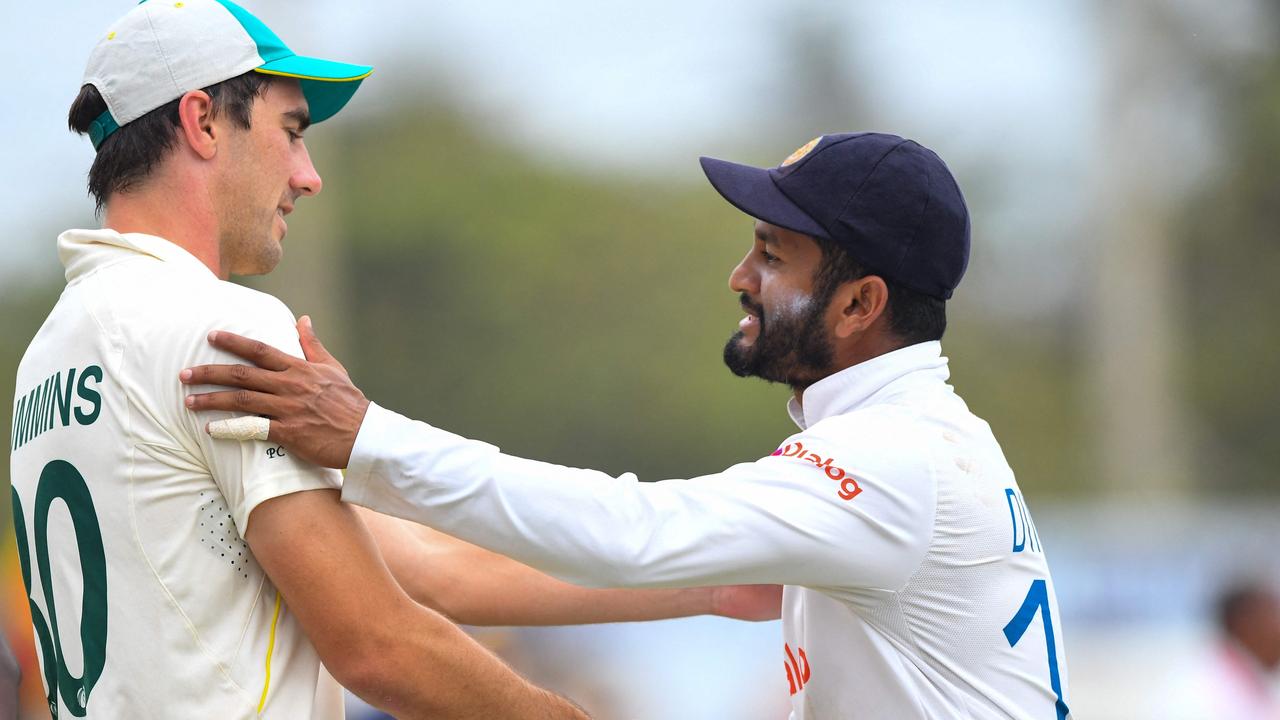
[811,234,947,344]
[68,71,273,210]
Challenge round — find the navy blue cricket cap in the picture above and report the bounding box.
[699,132,970,300]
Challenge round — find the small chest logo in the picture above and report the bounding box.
[784,643,812,695]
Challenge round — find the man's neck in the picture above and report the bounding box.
[102,178,224,279]
[790,334,910,408]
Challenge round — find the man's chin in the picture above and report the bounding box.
[233,245,283,277]
[722,332,758,378]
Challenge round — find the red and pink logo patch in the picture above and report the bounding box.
[771,441,863,501]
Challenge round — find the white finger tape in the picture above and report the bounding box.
[208,416,271,442]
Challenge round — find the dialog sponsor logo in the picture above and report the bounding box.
[771,441,863,501]
[784,643,812,695]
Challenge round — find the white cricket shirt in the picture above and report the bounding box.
[9,229,343,719]
[345,341,1071,719]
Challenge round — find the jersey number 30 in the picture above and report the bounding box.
[11,460,108,719]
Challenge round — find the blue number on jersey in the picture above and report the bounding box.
[1004,579,1069,720]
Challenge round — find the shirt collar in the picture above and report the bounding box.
[58,228,217,284]
[786,341,951,430]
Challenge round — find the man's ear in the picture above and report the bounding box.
[176,90,218,160]
[832,275,889,339]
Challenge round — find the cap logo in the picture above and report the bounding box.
[781,136,822,167]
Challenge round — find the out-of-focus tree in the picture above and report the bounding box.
[1179,4,1280,494]
[1088,1,1197,497]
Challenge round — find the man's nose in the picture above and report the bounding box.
[728,253,757,295]
[292,145,323,197]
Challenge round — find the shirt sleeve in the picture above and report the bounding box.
[177,293,342,536]
[343,402,936,591]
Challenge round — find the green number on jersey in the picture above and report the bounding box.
[12,460,109,718]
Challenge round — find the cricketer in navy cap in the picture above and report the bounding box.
[186,130,1070,719]
[700,132,972,390]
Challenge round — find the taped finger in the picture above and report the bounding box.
[208,415,271,442]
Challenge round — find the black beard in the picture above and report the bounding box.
[722,290,835,390]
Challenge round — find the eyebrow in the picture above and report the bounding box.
[755,226,781,247]
[283,108,312,132]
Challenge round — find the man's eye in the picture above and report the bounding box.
[287,129,304,141]
[760,250,779,263]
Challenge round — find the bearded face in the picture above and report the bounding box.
[723,285,836,389]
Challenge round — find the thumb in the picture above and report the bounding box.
[297,315,334,364]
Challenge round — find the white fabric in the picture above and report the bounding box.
[345,341,1071,719]
[9,228,343,718]
[83,0,262,125]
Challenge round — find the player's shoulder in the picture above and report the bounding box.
[175,281,304,361]
[95,245,283,309]
[791,404,940,478]
[194,278,297,330]
[806,403,923,448]
[143,264,292,321]
[104,262,299,350]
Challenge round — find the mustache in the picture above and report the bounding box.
[739,293,764,318]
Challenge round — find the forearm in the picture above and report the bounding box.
[460,582,715,627]
[360,507,717,625]
[430,569,717,627]
[246,490,588,719]
[359,603,588,720]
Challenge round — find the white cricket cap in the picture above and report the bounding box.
[82,0,372,150]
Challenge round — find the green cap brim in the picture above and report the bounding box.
[255,55,373,123]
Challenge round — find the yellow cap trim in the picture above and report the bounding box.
[254,67,373,83]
